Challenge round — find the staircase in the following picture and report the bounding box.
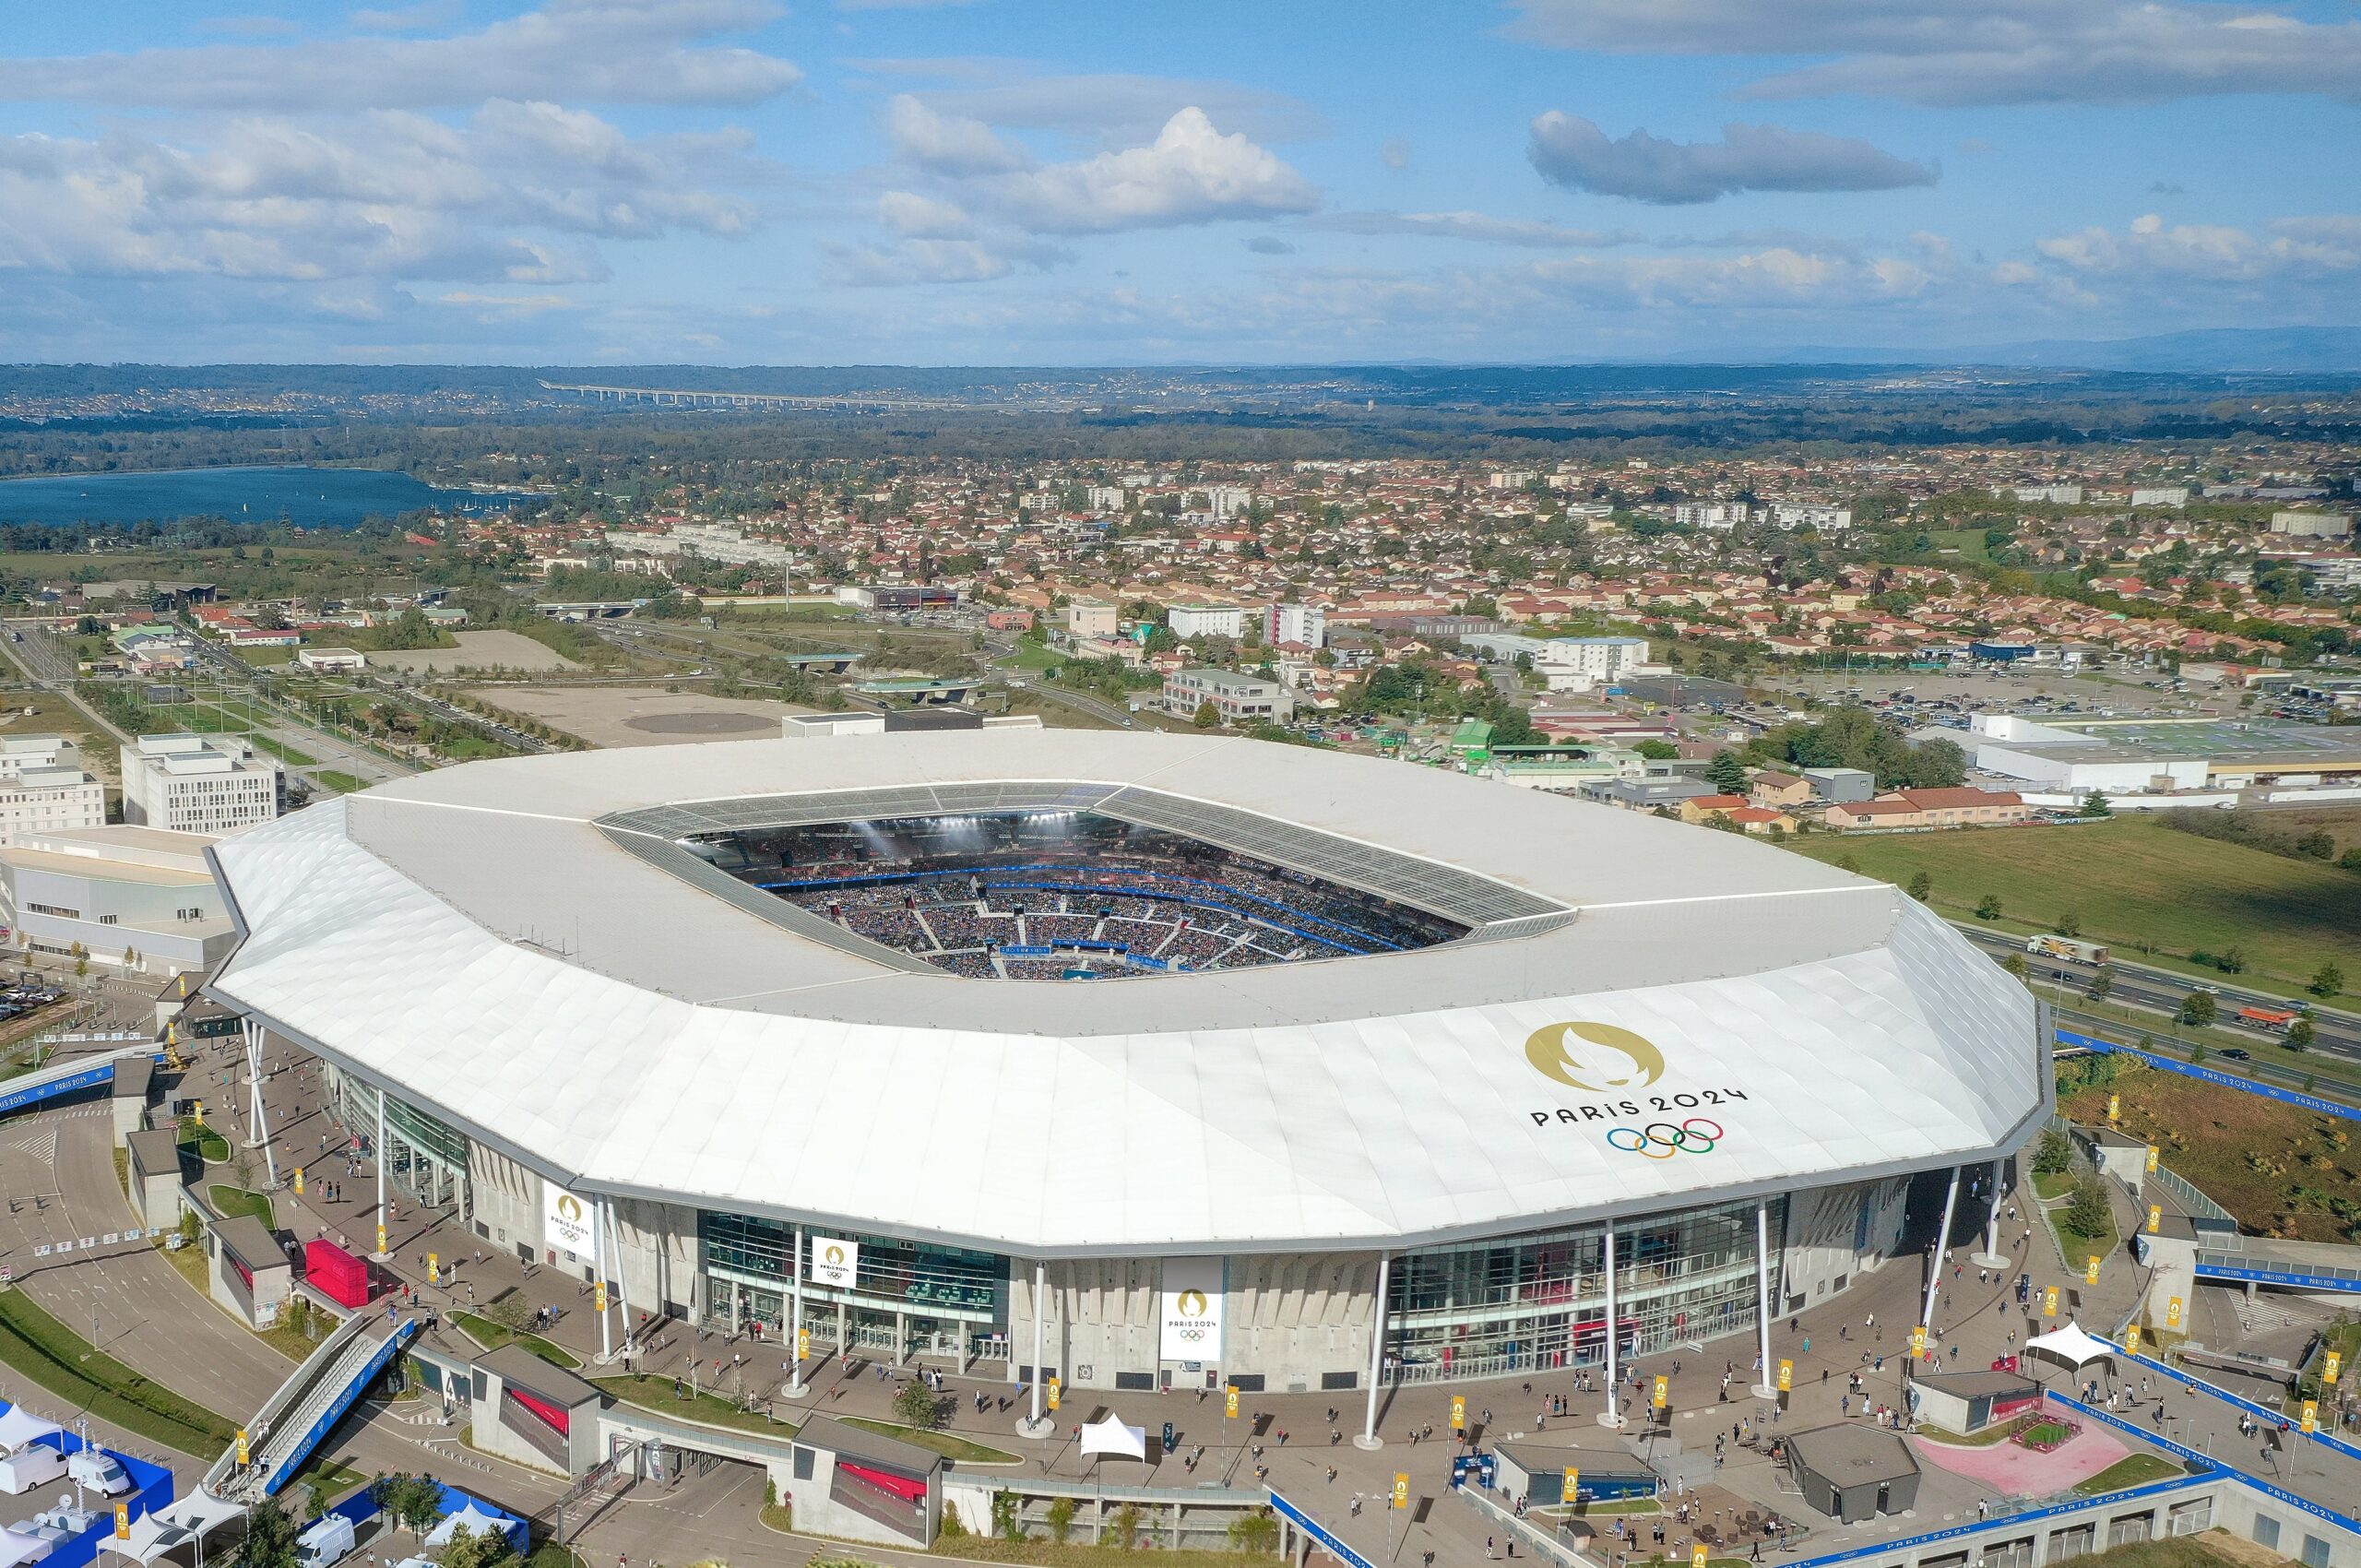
[216,1313,420,1502]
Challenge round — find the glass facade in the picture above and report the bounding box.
[699,1212,1008,1332]
[1387,1198,1778,1383]
[323,1066,469,1214]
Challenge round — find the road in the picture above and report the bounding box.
[1950,924,2361,1058]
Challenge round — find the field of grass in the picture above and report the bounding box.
[248,734,318,767]
[288,1455,369,1514]
[2057,1058,2361,1242]
[2075,1455,2189,1495]
[837,1416,1019,1463]
[177,1117,230,1163]
[208,1183,275,1229]
[1788,816,2361,992]
[590,1372,796,1435]
[315,770,366,793]
[452,1310,581,1369]
[0,1289,236,1455]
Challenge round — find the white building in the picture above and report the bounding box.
[2272,511,2355,540]
[1063,600,1118,642]
[1540,636,1650,686]
[1168,604,1246,641]
[1085,486,1126,512]
[1161,668,1292,725]
[2011,484,2084,505]
[2129,487,2189,508]
[1203,486,1254,519]
[0,736,105,846]
[1263,602,1327,648]
[1674,502,1755,529]
[604,523,797,571]
[0,825,235,976]
[1766,503,1853,530]
[1966,714,2209,794]
[120,734,282,835]
[296,647,369,673]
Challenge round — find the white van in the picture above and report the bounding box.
[67,1450,132,1496]
[0,1444,67,1494]
[295,1514,356,1568]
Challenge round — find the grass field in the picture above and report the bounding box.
[590,1372,796,1435]
[1788,817,2361,992]
[208,1183,275,1229]
[2075,1454,2188,1493]
[0,1289,236,1455]
[177,1117,230,1163]
[2057,1058,2361,1241]
[452,1310,580,1369]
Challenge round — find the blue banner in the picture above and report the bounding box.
[2054,1029,2361,1123]
[1267,1490,1376,1568]
[2096,1334,2361,1468]
[0,1063,114,1117]
[2195,1263,2361,1293]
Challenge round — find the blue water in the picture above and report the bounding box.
[0,465,528,528]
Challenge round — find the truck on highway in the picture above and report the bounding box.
[2234,1005,2302,1033]
[2027,933,2110,965]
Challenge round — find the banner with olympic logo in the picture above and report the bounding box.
[1605,1118,1722,1158]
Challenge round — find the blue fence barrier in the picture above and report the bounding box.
[2055,1029,2361,1123]
[2094,1334,2361,1469]
[2059,1393,2361,1536]
[2194,1262,2361,1294]
[0,1062,117,1118]
[1268,1489,1376,1568]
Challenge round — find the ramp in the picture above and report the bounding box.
[214,1312,421,1501]
[0,1045,159,1119]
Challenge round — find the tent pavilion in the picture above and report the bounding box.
[2024,1322,2118,1382]
[0,1408,61,1454]
[153,1491,249,1568]
[93,1511,193,1568]
[1079,1415,1147,1464]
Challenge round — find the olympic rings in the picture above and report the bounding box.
[1605,1117,1724,1157]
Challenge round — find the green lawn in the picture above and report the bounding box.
[208,1183,275,1229]
[1788,815,2361,992]
[591,1373,796,1435]
[288,1455,369,1512]
[0,1289,236,1455]
[452,1310,581,1369]
[837,1416,1020,1464]
[314,770,367,793]
[2047,1202,2118,1259]
[177,1117,231,1163]
[248,734,319,767]
[2074,1454,2189,1494]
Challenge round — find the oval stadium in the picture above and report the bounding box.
[201,724,2047,1411]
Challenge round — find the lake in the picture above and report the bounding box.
[0,465,528,529]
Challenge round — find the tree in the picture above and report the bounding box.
[2091,967,2115,1004]
[2289,1017,2318,1052]
[1112,1502,1143,1549]
[1230,1513,1282,1551]
[2216,946,2248,975]
[892,1376,941,1431]
[1632,739,1679,761]
[2066,1171,2112,1241]
[2079,790,2113,818]
[1046,1498,1076,1545]
[1975,894,2003,921]
[2180,992,2217,1028]
[2312,963,2344,1000]
[2033,1128,2071,1176]
[1191,699,1220,729]
[439,1527,513,1568]
[1906,871,1932,903]
[2056,911,2082,938]
[2002,953,2028,981]
[484,1290,534,1336]
[373,1473,444,1539]
[232,1498,300,1568]
[1705,749,1748,794]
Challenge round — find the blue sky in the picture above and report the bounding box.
[0,0,2355,363]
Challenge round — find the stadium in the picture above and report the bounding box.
[202,726,2047,1402]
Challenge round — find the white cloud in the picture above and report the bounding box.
[885,93,1028,175]
[0,0,801,111]
[978,107,1318,233]
[1505,0,2361,107]
[857,59,1321,146]
[830,235,1069,286]
[1528,113,1937,203]
[1315,209,1642,247]
[350,1,462,30]
[876,190,976,238]
[0,101,765,285]
[1381,137,1411,172]
[2036,211,2361,279]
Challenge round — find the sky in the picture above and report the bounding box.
[0,0,2356,365]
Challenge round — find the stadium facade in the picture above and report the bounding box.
[204,730,2046,1402]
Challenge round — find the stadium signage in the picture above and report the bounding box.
[813,1238,860,1289]
[1522,1021,1747,1146]
[543,1183,595,1256]
[1159,1256,1225,1361]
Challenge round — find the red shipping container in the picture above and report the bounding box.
[304,1239,372,1308]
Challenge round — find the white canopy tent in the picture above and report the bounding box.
[1079,1415,1147,1463]
[425,1505,512,1549]
[153,1491,247,1568]
[2024,1322,2118,1376]
[0,1409,62,1454]
[93,1512,192,1568]
[0,1529,53,1568]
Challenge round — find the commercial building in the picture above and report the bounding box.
[2271,511,2355,540]
[836,585,960,612]
[1263,603,1327,649]
[1161,668,1290,726]
[1461,636,1649,692]
[0,736,106,845]
[2129,487,2189,508]
[200,730,2043,1399]
[1823,789,2030,831]
[0,824,236,976]
[1063,600,1119,642]
[120,734,282,835]
[1969,713,2361,793]
[1167,605,1246,641]
[296,647,369,674]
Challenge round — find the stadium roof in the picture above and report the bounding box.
[204,730,2046,1257]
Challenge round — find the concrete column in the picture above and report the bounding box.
[788,1224,806,1396]
[1600,1223,1621,1428]
[371,1090,389,1260]
[1753,1201,1778,1397]
[606,1196,633,1359]
[1020,1259,1052,1437]
[1924,1166,1963,1335]
[594,1194,612,1361]
[1975,1158,2011,1267]
[241,1020,278,1184]
[895,1309,907,1366]
[837,1299,847,1362]
[1356,1253,1389,1449]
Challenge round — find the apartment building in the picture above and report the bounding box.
[1161,668,1292,726]
[1264,602,1327,648]
[0,735,106,845]
[1168,604,1246,640]
[120,734,282,835]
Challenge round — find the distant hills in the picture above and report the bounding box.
[1733,326,2361,375]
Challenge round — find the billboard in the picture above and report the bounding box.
[543,1183,595,1256]
[812,1237,860,1289]
[1159,1256,1224,1361]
